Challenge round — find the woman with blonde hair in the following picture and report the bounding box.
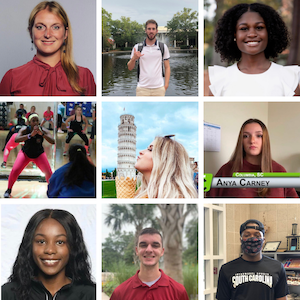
[0,1,95,96]
[134,136,197,198]
[207,119,298,197]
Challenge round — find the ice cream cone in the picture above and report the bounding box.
[115,176,137,198]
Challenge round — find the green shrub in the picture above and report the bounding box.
[102,279,118,296]
[111,261,138,284]
[183,263,198,300]
[180,45,189,49]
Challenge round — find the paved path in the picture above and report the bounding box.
[102,292,110,300]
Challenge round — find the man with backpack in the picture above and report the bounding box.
[127,19,170,96]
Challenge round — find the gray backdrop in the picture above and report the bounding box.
[0,0,96,82]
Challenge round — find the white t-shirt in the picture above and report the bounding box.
[208,62,300,96]
[131,40,170,89]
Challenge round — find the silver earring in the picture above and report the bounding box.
[31,40,34,51]
[234,38,236,42]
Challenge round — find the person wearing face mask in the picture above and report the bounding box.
[216,219,288,300]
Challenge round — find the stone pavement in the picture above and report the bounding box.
[102,292,110,300]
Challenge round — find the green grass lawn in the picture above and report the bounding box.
[102,180,116,198]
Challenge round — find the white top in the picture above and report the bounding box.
[208,62,300,96]
[131,41,170,89]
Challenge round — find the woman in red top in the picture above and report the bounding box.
[0,1,95,96]
[207,119,298,198]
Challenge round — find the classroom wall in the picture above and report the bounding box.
[268,102,300,173]
[204,102,268,175]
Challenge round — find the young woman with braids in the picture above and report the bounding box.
[207,119,298,198]
[0,1,95,96]
[48,144,95,197]
[208,3,300,96]
[4,114,54,198]
[134,136,197,198]
[1,209,95,300]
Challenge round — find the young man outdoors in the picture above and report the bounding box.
[110,227,189,300]
[216,219,288,300]
[127,20,170,97]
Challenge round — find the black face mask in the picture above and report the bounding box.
[241,237,263,254]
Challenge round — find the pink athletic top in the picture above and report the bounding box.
[0,56,96,96]
[43,110,54,121]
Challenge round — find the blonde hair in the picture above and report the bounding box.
[230,119,272,197]
[28,1,85,94]
[135,136,197,198]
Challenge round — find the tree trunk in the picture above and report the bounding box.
[157,204,189,284]
[287,0,300,65]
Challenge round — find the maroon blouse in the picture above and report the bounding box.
[0,56,96,96]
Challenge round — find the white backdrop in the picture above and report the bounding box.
[1,204,96,285]
[0,0,96,82]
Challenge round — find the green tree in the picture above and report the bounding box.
[105,169,110,178]
[104,204,159,254]
[183,218,198,264]
[102,8,112,50]
[113,168,117,178]
[110,17,144,48]
[167,8,198,46]
[102,231,135,271]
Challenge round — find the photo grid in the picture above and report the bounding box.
[0,0,200,299]
[204,2,300,300]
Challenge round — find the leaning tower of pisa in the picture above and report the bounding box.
[117,114,137,179]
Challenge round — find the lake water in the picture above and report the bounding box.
[102,50,198,96]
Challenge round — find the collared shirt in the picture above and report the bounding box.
[131,40,170,89]
[110,269,189,300]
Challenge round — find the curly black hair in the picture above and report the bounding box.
[8,209,94,300]
[215,3,290,63]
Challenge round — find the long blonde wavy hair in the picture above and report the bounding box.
[28,1,85,94]
[230,119,272,197]
[135,136,198,198]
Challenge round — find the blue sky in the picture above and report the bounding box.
[102,0,198,27]
[102,102,198,171]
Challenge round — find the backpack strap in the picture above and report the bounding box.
[159,41,165,78]
[137,40,165,82]
[137,41,146,82]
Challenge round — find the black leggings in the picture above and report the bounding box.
[90,120,96,140]
[66,131,89,146]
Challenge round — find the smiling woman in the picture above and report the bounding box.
[1,209,95,300]
[0,1,96,96]
[208,3,300,97]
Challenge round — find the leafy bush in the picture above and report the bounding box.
[111,261,138,284]
[102,279,118,296]
[183,263,198,300]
